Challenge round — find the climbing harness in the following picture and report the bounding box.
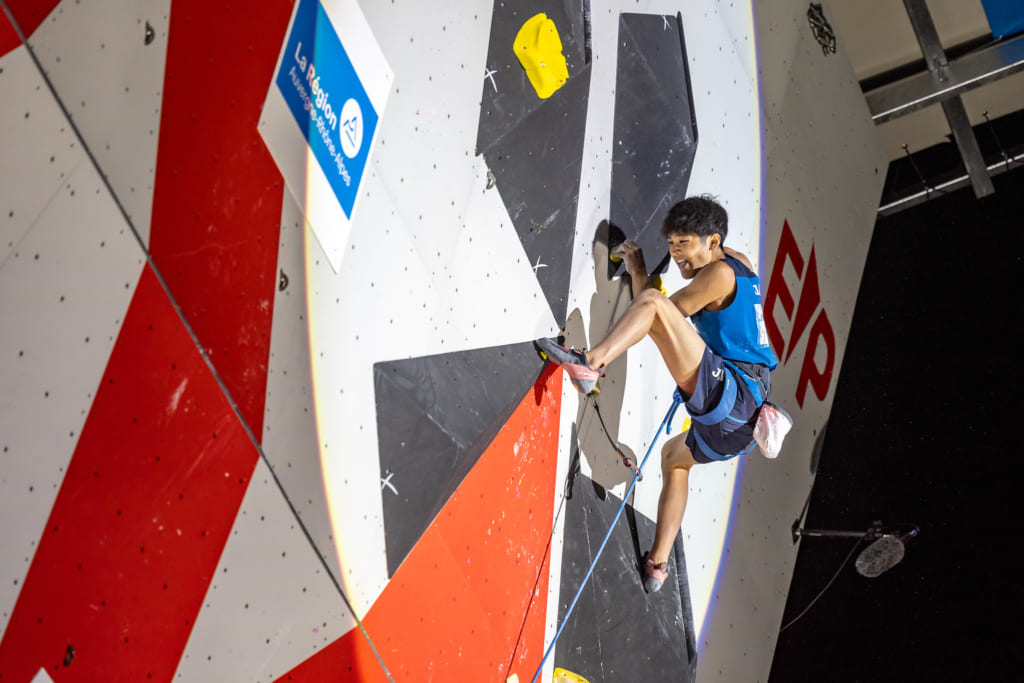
[529,391,684,683]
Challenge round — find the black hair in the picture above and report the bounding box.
[660,194,728,245]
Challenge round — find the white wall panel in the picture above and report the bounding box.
[0,44,145,641]
[0,46,79,267]
[294,0,565,617]
[24,0,171,244]
[694,0,888,681]
[173,458,358,682]
[359,1,499,274]
[553,4,767,665]
[261,192,344,584]
[303,166,435,615]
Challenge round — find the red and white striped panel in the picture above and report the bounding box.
[0,8,145,651]
[1,0,369,679]
[20,0,171,245]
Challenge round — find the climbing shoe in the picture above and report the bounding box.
[642,552,669,593]
[535,338,602,396]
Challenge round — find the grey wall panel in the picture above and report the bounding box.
[481,68,592,327]
[609,13,698,274]
[476,0,590,152]
[555,473,697,682]
[476,0,593,326]
[374,342,546,576]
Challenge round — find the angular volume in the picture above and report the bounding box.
[609,13,698,277]
[374,342,547,577]
[476,0,592,327]
[555,473,697,682]
[277,364,562,681]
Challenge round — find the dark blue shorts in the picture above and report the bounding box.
[681,347,771,464]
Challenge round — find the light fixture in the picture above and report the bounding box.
[780,520,921,632]
[792,520,920,577]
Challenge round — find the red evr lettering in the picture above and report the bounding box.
[786,245,821,365]
[764,220,803,358]
[765,219,838,408]
[796,308,835,408]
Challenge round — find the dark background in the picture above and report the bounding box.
[770,160,1021,681]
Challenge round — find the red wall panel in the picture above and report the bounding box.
[148,0,293,436]
[1,0,61,43]
[277,368,563,682]
[0,7,20,57]
[0,266,261,682]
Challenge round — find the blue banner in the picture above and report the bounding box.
[275,0,379,218]
[981,0,1024,39]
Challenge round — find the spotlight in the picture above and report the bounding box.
[793,521,920,577]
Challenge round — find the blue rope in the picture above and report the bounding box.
[529,391,684,683]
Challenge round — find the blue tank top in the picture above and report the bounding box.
[691,254,778,370]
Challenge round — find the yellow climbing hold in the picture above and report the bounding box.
[553,668,591,683]
[650,274,669,297]
[514,14,569,99]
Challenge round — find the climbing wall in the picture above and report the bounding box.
[695,1,887,681]
[0,1,883,682]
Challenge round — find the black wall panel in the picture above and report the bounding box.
[374,343,546,576]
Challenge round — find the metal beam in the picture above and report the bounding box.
[900,0,994,198]
[903,0,949,74]
[939,96,995,196]
[878,149,1023,217]
[867,34,1024,123]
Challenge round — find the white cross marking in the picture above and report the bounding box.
[484,68,499,93]
[381,472,398,495]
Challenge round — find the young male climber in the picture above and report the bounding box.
[537,195,777,592]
